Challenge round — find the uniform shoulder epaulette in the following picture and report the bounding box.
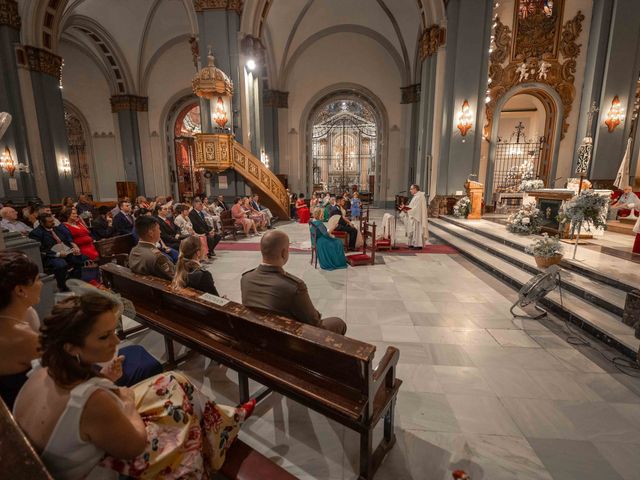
[282,271,304,285]
[241,267,258,276]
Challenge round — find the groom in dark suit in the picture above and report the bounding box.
[112,200,134,236]
[29,214,86,291]
[188,198,221,257]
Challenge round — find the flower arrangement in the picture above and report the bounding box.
[525,233,563,258]
[506,203,541,234]
[519,179,544,192]
[559,190,609,237]
[453,196,471,218]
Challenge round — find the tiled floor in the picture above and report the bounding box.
[122,212,640,480]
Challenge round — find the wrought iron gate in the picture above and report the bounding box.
[492,122,547,193]
[311,100,377,194]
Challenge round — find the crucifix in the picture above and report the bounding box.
[514,121,525,143]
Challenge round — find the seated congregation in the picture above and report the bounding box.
[0,208,360,478]
[0,192,276,291]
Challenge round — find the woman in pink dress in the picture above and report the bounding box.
[60,208,99,261]
[231,197,259,236]
[296,193,310,224]
[242,197,267,230]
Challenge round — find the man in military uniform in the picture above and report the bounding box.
[241,230,347,334]
[129,215,176,280]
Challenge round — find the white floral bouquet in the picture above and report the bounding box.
[507,203,541,234]
[453,196,471,218]
[519,179,544,192]
[525,233,563,258]
[559,190,609,237]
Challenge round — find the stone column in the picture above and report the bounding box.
[591,0,640,182]
[437,0,493,195]
[20,44,74,202]
[194,0,243,140]
[571,0,614,176]
[111,95,147,195]
[401,83,421,189]
[0,0,38,203]
[264,89,288,174]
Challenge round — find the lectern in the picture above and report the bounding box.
[465,180,484,219]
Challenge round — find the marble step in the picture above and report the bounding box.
[436,215,638,293]
[430,217,626,316]
[429,223,639,359]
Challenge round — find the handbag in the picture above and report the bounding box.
[81,260,101,284]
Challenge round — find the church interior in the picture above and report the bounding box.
[2,0,640,479]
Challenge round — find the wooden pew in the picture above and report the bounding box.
[0,399,53,480]
[94,233,135,266]
[100,263,402,480]
[0,391,296,480]
[220,210,243,240]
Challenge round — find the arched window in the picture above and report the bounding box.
[173,103,203,201]
[310,97,378,195]
[64,111,92,196]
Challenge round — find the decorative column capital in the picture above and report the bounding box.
[0,0,20,30]
[400,84,421,104]
[264,89,288,108]
[110,95,148,112]
[17,45,62,80]
[193,0,242,14]
[419,24,446,61]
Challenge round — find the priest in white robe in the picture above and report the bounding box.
[400,184,429,249]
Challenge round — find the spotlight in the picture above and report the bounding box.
[246,59,256,70]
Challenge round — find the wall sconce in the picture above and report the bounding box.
[0,146,29,176]
[60,156,71,176]
[457,100,473,136]
[604,96,624,132]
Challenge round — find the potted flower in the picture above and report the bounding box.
[525,233,563,268]
[519,179,544,192]
[506,203,541,234]
[560,190,609,237]
[453,196,471,218]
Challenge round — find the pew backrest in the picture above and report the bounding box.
[100,263,395,423]
[94,233,135,265]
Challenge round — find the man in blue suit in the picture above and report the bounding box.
[29,213,86,291]
[112,199,134,236]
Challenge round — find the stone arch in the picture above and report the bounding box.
[485,82,564,202]
[282,25,409,88]
[299,83,389,203]
[160,89,200,199]
[62,100,99,198]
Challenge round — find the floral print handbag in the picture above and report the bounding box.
[101,371,255,479]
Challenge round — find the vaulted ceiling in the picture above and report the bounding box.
[17,0,446,94]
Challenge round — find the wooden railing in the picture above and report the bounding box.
[194,133,290,219]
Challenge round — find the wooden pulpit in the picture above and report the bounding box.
[465,180,484,219]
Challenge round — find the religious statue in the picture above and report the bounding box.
[538,61,551,80]
[516,62,530,82]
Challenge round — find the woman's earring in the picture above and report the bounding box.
[75,354,81,363]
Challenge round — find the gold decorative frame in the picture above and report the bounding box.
[485,11,585,140]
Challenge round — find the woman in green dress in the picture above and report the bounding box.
[310,209,347,270]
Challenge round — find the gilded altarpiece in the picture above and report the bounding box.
[485,0,585,140]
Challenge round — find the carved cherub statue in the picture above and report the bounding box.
[538,61,551,80]
[516,62,529,82]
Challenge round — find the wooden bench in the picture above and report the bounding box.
[0,391,296,480]
[220,210,244,240]
[94,233,135,266]
[101,263,402,480]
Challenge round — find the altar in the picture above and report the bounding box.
[527,188,612,238]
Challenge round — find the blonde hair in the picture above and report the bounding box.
[313,208,324,220]
[171,236,202,290]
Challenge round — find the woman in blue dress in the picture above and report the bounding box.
[351,192,362,219]
[310,210,347,270]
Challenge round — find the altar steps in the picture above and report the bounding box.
[429,218,639,359]
[607,219,637,236]
[430,217,626,315]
